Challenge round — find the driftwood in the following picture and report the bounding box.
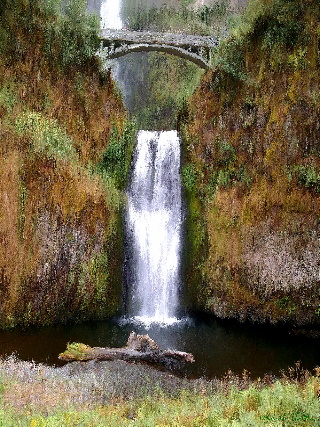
[59,332,194,370]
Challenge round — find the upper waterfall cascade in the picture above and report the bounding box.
[100,0,123,29]
[126,131,182,325]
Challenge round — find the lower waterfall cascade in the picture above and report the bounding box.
[126,130,182,324]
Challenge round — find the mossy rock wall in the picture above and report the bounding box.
[0,0,128,328]
[182,0,320,325]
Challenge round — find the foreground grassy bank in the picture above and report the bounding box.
[0,358,319,426]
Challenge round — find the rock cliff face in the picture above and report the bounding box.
[181,0,320,325]
[0,0,128,328]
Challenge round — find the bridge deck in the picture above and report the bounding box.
[100,29,219,48]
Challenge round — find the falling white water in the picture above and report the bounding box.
[126,130,182,325]
[99,0,124,103]
[100,0,123,29]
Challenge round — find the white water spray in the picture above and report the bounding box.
[126,130,182,325]
[100,0,123,29]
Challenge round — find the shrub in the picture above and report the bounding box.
[215,37,247,81]
[99,121,136,190]
[0,82,17,112]
[216,0,310,75]
[53,0,100,68]
[182,163,198,192]
[15,111,77,161]
[218,139,235,166]
[0,0,100,70]
[293,165,320,193]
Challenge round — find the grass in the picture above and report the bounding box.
[0,357,320,425]
[15,111,77,162]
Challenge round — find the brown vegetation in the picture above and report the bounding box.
[0,0,127,328]
[181,0,320,325]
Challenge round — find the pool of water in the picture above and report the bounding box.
[0,315,319,379]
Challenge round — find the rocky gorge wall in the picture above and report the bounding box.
[0,0,130,328]
[181,0,320,325]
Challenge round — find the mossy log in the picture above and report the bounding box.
[59,332,195,370]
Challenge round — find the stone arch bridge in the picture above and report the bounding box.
[99,29,219,69]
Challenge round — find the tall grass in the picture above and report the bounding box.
[0,357,319,426]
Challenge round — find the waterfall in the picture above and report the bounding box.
[101,0,122,29]
[126,130,182,324]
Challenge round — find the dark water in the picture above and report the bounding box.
[1,316,319,379]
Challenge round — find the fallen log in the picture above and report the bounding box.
[59,332,195,371]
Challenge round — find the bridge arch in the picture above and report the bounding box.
[102,43,210,69]
[99,29,217,70]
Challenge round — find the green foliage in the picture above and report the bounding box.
[287,47,308,70]
[99,121,136,190]
[218,139,236,166]
[124,0,235,36]
[275,296,297,315]
[182,163,198,192]
[52,0,100,68]
[133,53,203,129]
[231,0,306,41]
[293,165,320,193]
[15,111,77,161]
[0,1,126,329]
[214,0,314,79]
[0,81,17,112]
[197,138,250,195]
[126,4,216,35]
[0,0,100,70]
[198,0,229,25]
[214,37,247,81]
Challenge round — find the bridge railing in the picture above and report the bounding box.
[100,29,219,49]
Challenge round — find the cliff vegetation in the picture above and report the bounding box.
[0,0,131,328]
[181,0,320,325]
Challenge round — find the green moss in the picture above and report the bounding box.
[99,120,136,191]
[292,165,320,193]
[59,342,93,361]
[0,81,17,112]
[182,163,198,192]
[182,187,208,310]
[274,296,297,316]
[15,112,77,161]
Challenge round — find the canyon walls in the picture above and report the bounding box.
[181,0,320,325]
